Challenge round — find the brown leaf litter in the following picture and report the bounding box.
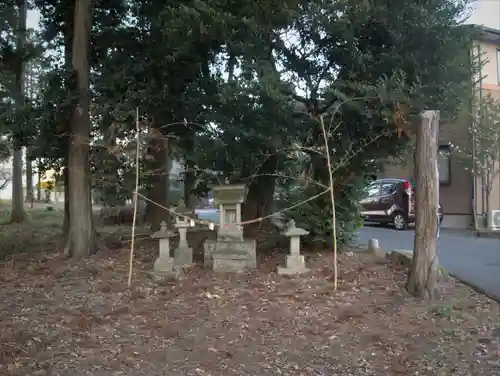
[0,246,499,376]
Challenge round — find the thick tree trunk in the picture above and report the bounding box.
[407,110,440,298]
[10,0,27,223]
[62,2,74,240]
[63,166,70,237]
[25,148,34,203]
[147,130,171,231]
[36,162,42,201]
[184,166,195,208]
[183,138,196,209]
[11,144,25,221]
[243,154,277,235]
[67,0,95,258]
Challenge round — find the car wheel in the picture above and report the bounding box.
[392,212,408,230]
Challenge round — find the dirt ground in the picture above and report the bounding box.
[0,240,499,376]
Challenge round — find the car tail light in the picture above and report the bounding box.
[403,180,411,195]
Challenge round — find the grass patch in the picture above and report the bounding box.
[0,208,64,260]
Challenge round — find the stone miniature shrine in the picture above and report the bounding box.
[277,219,309,275]
[151,221,175,277]
[172,200,195,267]
[204,183,257,272]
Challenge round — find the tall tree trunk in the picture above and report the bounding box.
[67,0,95,257]
[36,161,42,201]
[11,144,24,222]
[485,173,491,227]
[407,111,440,298]
[63,166,70,237]
[62,0,75,241]
[25,147,34,203]
[183,136,196,209]
[10,0,27,223]
[147,129,171,231]
[243,153,277,236]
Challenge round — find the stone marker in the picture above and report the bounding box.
[173,200,194,267]
[151,221,175,277]
[203,240,216,268]
[278,219,309,275]
[386,249,413,267]
[368,238,384,258]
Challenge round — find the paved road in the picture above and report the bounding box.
[356,225,500,301]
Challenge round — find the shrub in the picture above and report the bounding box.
[278,176,368,247]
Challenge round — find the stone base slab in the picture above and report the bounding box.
[211,239,257,272]
[154,256,174,272]
[152,256,177,279]
[204,240,216,268]
[277,255,308,275]
[174,246,193,267]
[213,252,248,273]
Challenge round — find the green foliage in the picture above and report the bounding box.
[0,1,46,143]
[278,175,370,246]
[21,0,477,245]
[432,303,455,318]
[451,93,500,199]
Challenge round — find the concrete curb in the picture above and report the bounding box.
[387,249,500,304]
[475,230,500,239]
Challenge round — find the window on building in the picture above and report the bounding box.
[438,145,451,185]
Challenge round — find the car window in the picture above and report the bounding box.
[380,182,396,195]
[365,183,380,197]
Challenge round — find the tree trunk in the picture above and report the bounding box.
[485,173,491,227]
[183,138,197,209]
[147,129,171,231]
[10,0,27,223]
[184,166,195,208]
[407,110,440,299]
[36,162,42,201]
[62,1,74,240]
[25,148,34,203]
[67,0,95,258]
[11,143,25,222]
[243,154,277,235]
[63,166,70,237]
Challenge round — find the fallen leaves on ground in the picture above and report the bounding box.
[0,245,499,376]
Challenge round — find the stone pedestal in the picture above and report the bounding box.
[208,183,257,273]
[174,225,193,267]
[278,255,308,275]
[173,201,195,267]
[151,221,175,278]
[153,255,175,275]
[212,239,257,272]
[204,240,216,268]
[277,220,309,275]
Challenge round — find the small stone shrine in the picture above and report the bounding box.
[277,219,309,275]
[204,183,257,272]
[152,221,175,277]
[173,200,194,267]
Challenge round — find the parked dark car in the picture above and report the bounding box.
[360,178,443,230]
